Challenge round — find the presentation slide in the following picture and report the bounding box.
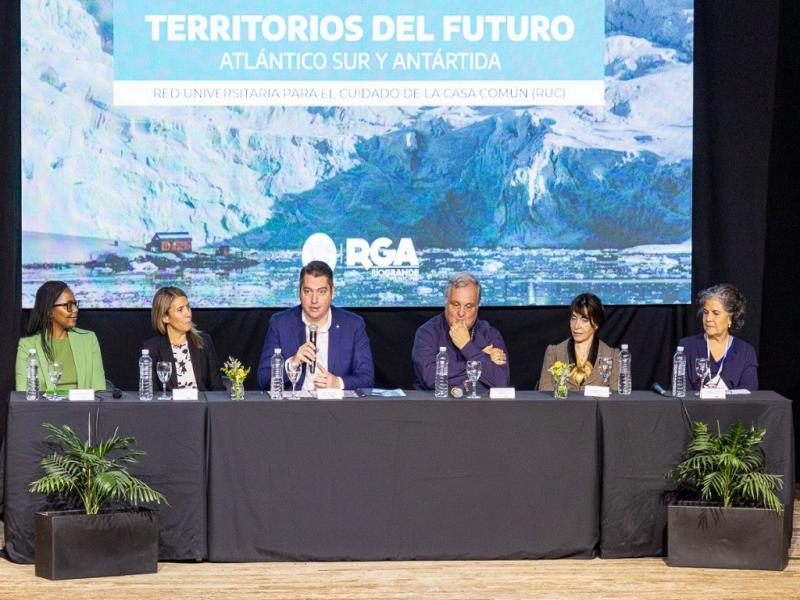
[21,0,693,308]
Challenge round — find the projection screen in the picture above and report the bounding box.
[21,0,693,307]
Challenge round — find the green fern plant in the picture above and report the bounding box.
[29,416,167,515]
[667,420,783,513]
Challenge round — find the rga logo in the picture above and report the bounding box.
[302,233,419,274]
[345,237,419,268]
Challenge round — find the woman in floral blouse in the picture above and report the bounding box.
[142,286,224,392]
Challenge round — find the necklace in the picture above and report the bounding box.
[574,339,592,365]
[575,349,590,366]
[707,333,731,360]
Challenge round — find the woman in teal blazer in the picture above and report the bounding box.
[15,281,106,392]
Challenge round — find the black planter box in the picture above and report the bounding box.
[35,508,159,580]
[667,504,790,571]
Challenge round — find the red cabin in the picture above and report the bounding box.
[147,232,192,253]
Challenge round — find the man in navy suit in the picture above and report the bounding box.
[257,260,375,391]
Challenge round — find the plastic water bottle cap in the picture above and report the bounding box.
[439,347,446,352]
[274,348,282,354]
[621,344,628,350]
[142,349,149,355]
[677,346,684,351]
[29,348,36,355]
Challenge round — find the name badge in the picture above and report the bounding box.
[584,385,610,397]
[69,389,95,401]
[489,387,516,399]
[172,388,199,401]
[700,388,726,399]
[317,388,344,399]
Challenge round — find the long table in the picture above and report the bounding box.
[3,392,207,563]
[598,391,795,557]
[3,390,794,563]
[206,392,600,560]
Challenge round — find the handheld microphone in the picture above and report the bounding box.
[308,324,318,374]
[652,383,671,397]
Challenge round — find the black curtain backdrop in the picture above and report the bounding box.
[1,1,22,450]
[2,1,799,471]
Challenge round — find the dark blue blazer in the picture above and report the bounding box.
[679,333,758,390]
[257,306,375,391]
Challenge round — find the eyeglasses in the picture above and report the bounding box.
[53,301,79,312]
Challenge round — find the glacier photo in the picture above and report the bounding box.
[20,0,693,307]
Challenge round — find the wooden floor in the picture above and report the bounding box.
[1,493,799,599]
[1,557,798,600]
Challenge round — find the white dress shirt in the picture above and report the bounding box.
[286,309,343,390]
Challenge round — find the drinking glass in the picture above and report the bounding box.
[598,356,613,387]
[156,361,172,400]
[466,360,482,399]
[695,358,710,395]
[47,362,63,401]
[287,361,301,400]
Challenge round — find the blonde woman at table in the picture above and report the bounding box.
[539,293,620,392]
[142,286,225,392]
[15,281,106,392]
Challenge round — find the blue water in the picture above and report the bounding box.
[22,247,690,308]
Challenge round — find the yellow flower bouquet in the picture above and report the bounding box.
[221,357,250,400]
[548,360,575,399]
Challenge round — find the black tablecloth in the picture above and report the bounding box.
[206,391,600,561]
[3,392,207,563]
[598,391,795,557]
[4,389,793,563]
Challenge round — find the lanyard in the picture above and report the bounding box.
[705,335,733,386]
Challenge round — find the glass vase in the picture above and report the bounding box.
[554,373,569,400]
[230,380,245,401]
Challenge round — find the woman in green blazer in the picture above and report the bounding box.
[15,281,106,392]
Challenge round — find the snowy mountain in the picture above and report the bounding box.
[606,0,694,58]
[21,0,693,251]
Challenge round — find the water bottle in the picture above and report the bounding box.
[139,349,153,401]
[671,345,687,398]
[618,344,632,395]
[25,348,40,401]
[434,346,449,398]
[270,348,283,399]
